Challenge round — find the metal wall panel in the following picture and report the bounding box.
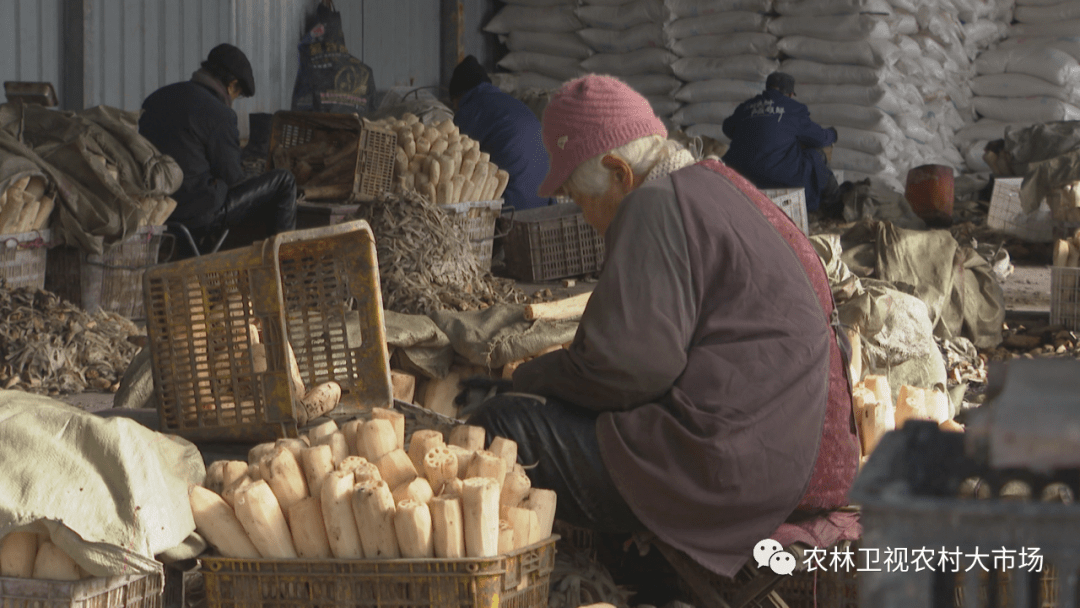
[0,0,447,135]
[0,0,63,93]
[83,0,235,116]
[233,0,307,137]
[335,0,441,92]
[79,0,305,137]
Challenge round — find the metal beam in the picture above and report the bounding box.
[440,0,464,98]
[60,0,84,110]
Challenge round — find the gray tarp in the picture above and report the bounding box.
[384,310,454,380]
[1005,121,1080,179]
[430,304,579,371]
[0,103,181,254]
[811,234,949,410]
[839,221,1005,350]
[0,391,204,576]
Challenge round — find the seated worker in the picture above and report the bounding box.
[722,72,840,214]
[469,75,859,581]
[449,56,556,211]
[139,44,296,252]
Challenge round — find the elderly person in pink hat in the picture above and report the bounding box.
[469,75,859,581]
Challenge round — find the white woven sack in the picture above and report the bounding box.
[780,59,883,87]
[975,45,1080,86]
[577,0,669,29]
[504,31,594,59]
[578,23,667,53]
[497,52,584,81]
[671,33,779,57]
[674,79,764,103]
[971,73,1078,105]
[666,0,773,18]
[768,14,890,41]
[671,101,741,126]
[581,48,678,75]
[777,36,882,68]
[484,4,583,34]
[671,55,779,81]
[973,96,1080,123]
[622,74,684,96]
[665,12,769,38]
[1015,4,1080,24]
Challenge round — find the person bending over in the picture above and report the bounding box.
[469,74,859,580]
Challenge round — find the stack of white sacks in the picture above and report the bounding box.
[666,0,779,144]
[575,0,683,124]
[484,0,587,92]
[765,0,1012,191]
[485,0,1016,192]
[957,0,1080,173]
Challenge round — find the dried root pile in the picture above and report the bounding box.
[349,190,527,315]
[0,283,141,394]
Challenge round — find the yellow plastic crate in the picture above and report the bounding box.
[268,111,397,202]
[201,537,557,608]
[143,220,393,442]
[0,572,162,608]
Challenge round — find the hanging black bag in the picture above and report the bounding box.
[291,0,376,115]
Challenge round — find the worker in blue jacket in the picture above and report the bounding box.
[722,72,839,213]
[139,44,296,251]
[449,56,556,211]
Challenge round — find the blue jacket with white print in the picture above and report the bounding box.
[721,89,836,211]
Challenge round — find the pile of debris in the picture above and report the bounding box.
[983,324,1080,362]
[349,190,528,315]
[0,283,141,395]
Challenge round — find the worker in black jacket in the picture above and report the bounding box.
[139,44,296,249]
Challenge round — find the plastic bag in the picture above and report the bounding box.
[291,1,376,115]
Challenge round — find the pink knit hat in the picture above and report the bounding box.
[537,75,667,198]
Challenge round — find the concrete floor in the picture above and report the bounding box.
[1000,264,1052,313]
